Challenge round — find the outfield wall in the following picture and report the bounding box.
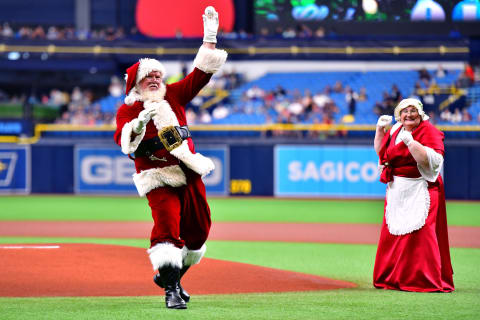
[1,141,479,200]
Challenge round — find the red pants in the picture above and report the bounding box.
[146,169,211,250]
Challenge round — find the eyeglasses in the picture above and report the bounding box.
[400,107,418,115]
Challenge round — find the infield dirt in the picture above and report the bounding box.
[0,243,356,297]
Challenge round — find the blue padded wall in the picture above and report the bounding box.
[31,145,74,193]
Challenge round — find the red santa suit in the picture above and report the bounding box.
[373,119,454,292]
[114,46,227,271]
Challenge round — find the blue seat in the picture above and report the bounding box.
[224,69,465,125]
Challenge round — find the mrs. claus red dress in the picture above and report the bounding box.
[373,120,454,292]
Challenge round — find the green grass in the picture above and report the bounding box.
[1,196,479,319]
[1,196,479,225]
[1,237,479,320]
[2,289,479,320]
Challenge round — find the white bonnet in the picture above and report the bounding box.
[394,98,429,121]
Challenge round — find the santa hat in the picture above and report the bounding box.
[394,98,429,121]
[124,58,166,105]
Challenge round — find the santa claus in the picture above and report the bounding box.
[113,7,227,309]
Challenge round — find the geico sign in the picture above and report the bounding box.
[202,156,223,186]
[81,156,134,184]
[81,155,223,186]
[288,161,378,183]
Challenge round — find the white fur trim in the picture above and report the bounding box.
[120,120,146,154]
[141,97,214,177]
[390,122,402,136]
[170,141,215,177]
[137,58,166,82]
[193,46,228,74]
[182,244,206,266]
[132,166,187,197]
[149,100,179,129]
[148,99,214,176]
[124,88,142,105]
[147,242,182,270]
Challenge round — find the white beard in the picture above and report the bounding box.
[139,83,166,103]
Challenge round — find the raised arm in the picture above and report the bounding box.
[374,115,392,156]
[168,6,227,106]
[202,6,219,48]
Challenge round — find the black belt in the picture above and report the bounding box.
[134,125,191,158]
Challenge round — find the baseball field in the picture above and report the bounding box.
[1,196,479,319]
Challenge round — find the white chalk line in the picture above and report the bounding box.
[0,245,60,249]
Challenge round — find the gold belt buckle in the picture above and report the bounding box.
[158,126,182,152]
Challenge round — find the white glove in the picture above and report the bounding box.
[376,115,392,128]
[203,6,219,43]
[132,109,157,134]
[398,129,414,146]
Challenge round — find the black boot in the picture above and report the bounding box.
[158,265,186,309]
[154,265,191,302]
[178,266,191,302]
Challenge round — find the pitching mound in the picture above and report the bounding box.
[0,243,355,297]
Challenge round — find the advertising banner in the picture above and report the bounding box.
[0,145,30,194]
[229,145,274,196]
[197,146,229,195]
[275,145,385,198]
[0,121,23,135]
[75,146,227,195]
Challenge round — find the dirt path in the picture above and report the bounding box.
[1,221,477,297]
[0,243,355,297]
[0,221,478,248]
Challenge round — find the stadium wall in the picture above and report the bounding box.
[1,141,478,200]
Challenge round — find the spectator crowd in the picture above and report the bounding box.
[1,62,478,129]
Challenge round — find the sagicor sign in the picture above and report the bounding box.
[275,145,385,197]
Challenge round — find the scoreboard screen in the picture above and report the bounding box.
[254,0,480,35]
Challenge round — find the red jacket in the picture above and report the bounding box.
[114,68,212,173]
